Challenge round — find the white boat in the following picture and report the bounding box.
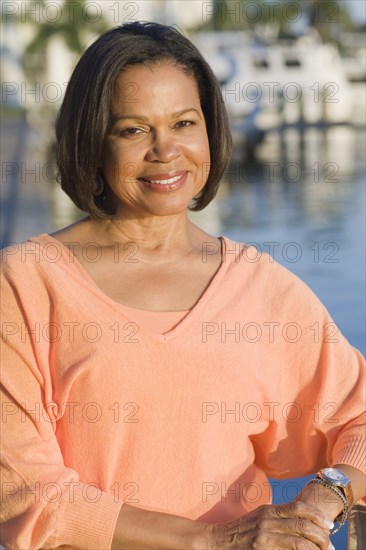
[192,29,353,129]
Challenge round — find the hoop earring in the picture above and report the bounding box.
[93,174,104,196]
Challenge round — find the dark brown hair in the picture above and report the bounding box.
[56,21,232,217]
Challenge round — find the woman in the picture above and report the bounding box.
[1,21,365,550]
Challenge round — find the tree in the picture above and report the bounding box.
[196,0,357,42]
[19,0,109,82]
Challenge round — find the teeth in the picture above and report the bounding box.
[148,175,182,185]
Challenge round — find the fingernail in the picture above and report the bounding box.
[324,518,334,529]
[327,543,335,550]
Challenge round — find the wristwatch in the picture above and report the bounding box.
[307,467,355,535]
[317,467,354,510]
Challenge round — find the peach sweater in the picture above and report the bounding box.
[1,234,365,549]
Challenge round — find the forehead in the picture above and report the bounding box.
[111,62,201,111]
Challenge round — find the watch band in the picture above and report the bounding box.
[306,478,348,535]
[317,468,354,510]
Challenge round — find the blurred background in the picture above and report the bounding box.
[1,1,365,547]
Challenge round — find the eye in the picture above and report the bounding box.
[174,120,196,129]
[119,127,144,137]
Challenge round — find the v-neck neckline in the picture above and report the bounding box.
[33,234,232,343]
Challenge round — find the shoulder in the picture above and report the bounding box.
[0,235,74,301]
[1,238,41,276]
[1,235,56,276]
[221,235,326,317]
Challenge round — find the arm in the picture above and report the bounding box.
[1,379,122,550]
[111,504,207,549]
[111,501,334,550]
[248,259,366,505]
[0,257,123,549]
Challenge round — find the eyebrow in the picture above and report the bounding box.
[110,108,202,126]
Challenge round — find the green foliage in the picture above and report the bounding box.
[196,0,358,43]
[18,0,109,79]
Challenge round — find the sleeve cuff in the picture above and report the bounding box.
[50,483,123,549]
[332,435,366,477]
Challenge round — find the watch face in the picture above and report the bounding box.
[322,468,349,485]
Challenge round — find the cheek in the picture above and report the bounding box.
[102,141,146,166]
[199,135,211,169]
[199,130,211,158]
[201,137,211,184]
[102,143,140,183]
[186,131,210,159]
[187,138,210,187]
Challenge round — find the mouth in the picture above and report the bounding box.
[138,171,187,191]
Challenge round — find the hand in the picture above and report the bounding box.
[206,502,334,549]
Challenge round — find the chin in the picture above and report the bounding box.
[146,205,190,217]
[142,196,195,217]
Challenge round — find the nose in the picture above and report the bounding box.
[145,130,181,163]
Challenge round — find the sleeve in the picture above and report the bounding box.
[249,259,366,494]
[0,255,123,550]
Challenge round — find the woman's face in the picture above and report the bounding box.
[101,63,211,218]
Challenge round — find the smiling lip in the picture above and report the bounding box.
[138,171,187,191]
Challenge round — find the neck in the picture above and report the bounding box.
[91,213,205,259]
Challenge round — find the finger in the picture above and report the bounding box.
[270,501,331,531]
[261,518,331,550]
[237,514,331,550]
[245,531,322,550]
